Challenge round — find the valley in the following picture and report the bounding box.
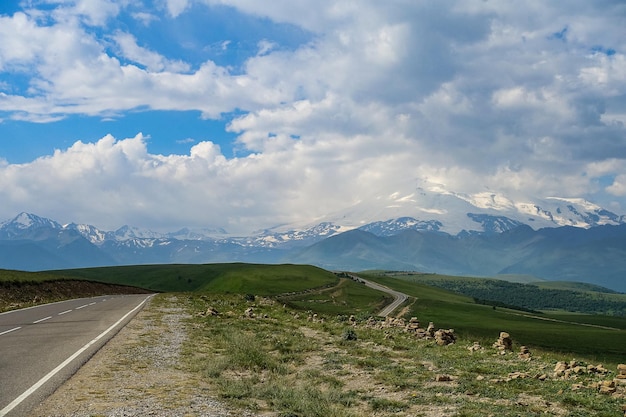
[2,263,623,416]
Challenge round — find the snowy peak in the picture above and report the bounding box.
[65,223,109,244]
[247,222,347,248]
[167,227,228,240]
[466,214,525,234]
[545,197,625,227]
[358,217,443,236]
[112,225,165,241]
[516,198,625,228]
[0,212,63,239]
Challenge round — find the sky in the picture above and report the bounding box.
[0,0,625,234]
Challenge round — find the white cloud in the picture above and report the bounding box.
[164,0,190,18]
[1,1,626,229]
[112,31,191,72]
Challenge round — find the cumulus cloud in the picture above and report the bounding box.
[1,1,626,230]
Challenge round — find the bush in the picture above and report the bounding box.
[341,328,358,341]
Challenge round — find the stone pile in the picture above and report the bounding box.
[553,360,610,379]
[618,364,626,382]
[518,345,531,360]
[406,317,420,332]
[492,332,513,352]
[434,329,456,346]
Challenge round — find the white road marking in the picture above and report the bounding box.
[0,327,21,337]
[32,316,52,324]
[58,310,72,316]
[0,295,152,417]
[75,304,89,310]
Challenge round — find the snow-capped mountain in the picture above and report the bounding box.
[358,217,443,237]
[2,187,626,292]
[287,183,626,236]
[243,222,350,249]
[65,223,108,244]
[0,212,63,239]
[167,227,228,241]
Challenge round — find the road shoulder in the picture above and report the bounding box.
[28,295,234,417]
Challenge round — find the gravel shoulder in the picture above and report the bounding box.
[28,294,236,417]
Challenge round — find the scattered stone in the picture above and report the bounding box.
[618,364,626,379]
[553,360,611,380]
[204,307,219,316]
[244,307,255,318]
[518,345,531,360]
[426,322,436,337]
[599,380,617,395]
[406,317,420,332]
[468,341,483,352]
[434,329,456,346]
[588,364,609,375]
[493,332,513,351]
[554,361,569,378]
[435,374,452,382]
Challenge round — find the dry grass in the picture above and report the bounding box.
[30,294,626,416]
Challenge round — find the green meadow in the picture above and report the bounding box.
[2,264,626,416]
[2,263,625,365]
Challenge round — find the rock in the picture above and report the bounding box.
[493,331,513,351]
[598,380,616,395]
[205,307,219,316]
[468,342,483,352]
[244,307,255,318]
[434,329,456,346]
[435,374,452,382]
[518,345,531,360]
[554,361,569,377]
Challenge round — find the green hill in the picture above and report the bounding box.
[46,263,338,295]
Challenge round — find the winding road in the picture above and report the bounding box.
[0,294,152,417]
[348,274,409,316]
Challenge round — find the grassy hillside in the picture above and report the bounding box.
[356,272,626,365]
[4,264,626,366]
[48,263,339,295]
[0,268,151,312]
[376,271,626,316]
[180,292,625,417]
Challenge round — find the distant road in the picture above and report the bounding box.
[349,275,409,317]
[0,294,152,417]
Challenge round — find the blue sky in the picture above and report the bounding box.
[1,1,626,233]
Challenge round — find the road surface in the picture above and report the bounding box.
[0,294,152,417]
[348,274,409,316]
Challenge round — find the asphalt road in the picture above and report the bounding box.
[0,294,152,417]
[347,274,409,317]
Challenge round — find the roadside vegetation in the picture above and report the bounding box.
[2,264,626,415]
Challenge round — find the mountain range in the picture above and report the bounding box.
[1,191,626,292]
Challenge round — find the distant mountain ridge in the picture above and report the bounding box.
[1,202,626,292]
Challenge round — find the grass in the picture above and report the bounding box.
[280,277,391,316]
[45,263,338,294]
[356,272,626,365]
[177,292,625,417]
[5,261,625,416]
